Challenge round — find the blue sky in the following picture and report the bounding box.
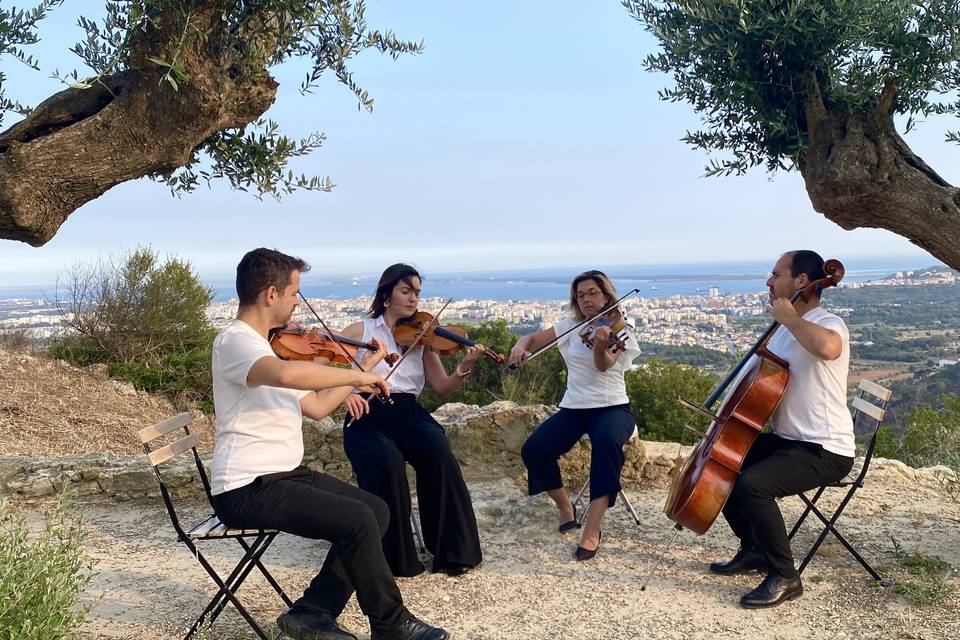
[0,0,953,285]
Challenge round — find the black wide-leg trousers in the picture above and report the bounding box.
[521,404,636,507]
[212,466,408,632]
[343,393,482,577]
[721,432,854,578]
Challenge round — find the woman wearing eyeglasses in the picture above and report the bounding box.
[508,270,641,561]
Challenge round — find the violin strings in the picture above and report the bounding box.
[509,288,640,369]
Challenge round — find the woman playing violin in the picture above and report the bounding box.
[510,270,641,561]
[338,264,484,577]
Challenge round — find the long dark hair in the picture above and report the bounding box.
[367,263,421,317]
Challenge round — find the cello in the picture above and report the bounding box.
[663,259,845,535]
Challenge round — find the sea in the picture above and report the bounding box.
[0,256,943,303]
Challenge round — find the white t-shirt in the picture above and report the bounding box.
[766,307,855,457]
[362,316,425,395]
[553,317,641,409]
[211,319,311,495]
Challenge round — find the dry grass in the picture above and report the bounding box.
[0,347,213,456]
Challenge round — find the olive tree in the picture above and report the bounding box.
[624,0,960,269]
[0,1,420,245]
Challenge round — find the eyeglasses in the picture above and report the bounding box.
[576,288,604,301]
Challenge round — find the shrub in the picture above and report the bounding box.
[0,489,96,639]
[49,247,215,410]
[625,358,716,443]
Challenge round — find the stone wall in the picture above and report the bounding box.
[0,401,688,501]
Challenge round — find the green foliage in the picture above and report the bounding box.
[418,320,567,411]
[31,1,423,199]
[624,0,960,175]
[625,357,716,443]
[0,488,96,639]
[886,537,956,606]
[637,341,736,371]
[50,246,215,409]
[874,394,960,500]
[0,1,63,124]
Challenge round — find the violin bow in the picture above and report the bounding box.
[382,297,453,384]
[297,292,393,406]
[507,288,640,369]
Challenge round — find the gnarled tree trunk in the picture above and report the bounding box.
[801,79,960,270]
[0,4,277,246]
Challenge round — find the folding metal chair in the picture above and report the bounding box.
[572,425,642,527]
[139,412,292,640]
[787,379,893,585]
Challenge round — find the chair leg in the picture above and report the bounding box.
[411,511,426,554]
[619,490,642,526]
[206,534,282,630]
[573,477,590,526]
[795,492,886,584]
[184,535,275,640]
[788,486,826,541]
[237,534,293,607]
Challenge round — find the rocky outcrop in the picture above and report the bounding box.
[3,401,950,503]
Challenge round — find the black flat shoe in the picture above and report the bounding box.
[431,561,473,576]
[574,530,602,561]
[709,547,769,576]
[559,504,579,532]
[740,572,803,609]
[372,615,449,640]
[276,608,358,640]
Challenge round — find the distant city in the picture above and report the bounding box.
[3,263,955,357]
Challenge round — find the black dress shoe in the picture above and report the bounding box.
[559,504,580,532]
[740,572,804,609]
[709,547,769,575]
[276,608,358,640]
[372,615,450,640]
[432,561,473,576]
[574,530,602,561]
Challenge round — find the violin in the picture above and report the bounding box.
[578,307,631,352]
[270,324,399,366]
[393,311,506,364]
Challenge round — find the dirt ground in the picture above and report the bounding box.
[26,463,955,640]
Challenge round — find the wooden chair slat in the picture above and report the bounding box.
[147,432,199,466]
[852,396,885,422]
[138,412,192,444]
[857,379,892,402]
[188,516,221,538]
[208,523,230,537]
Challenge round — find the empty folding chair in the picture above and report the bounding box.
[139,412,292,640]
[787,379,893,585]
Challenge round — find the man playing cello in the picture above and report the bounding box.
[709,250,855,608]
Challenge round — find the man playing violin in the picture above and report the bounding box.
[210,249,448,640]
[338,263,484,578]
[710,250,855,608]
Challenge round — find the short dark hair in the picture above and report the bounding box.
[368,263,421,317]
[788,250,826,296]
[236,248,310,306]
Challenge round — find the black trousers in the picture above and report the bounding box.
[521,404,636,508]
[343,393,482,577]
[721,432,854,578]
[211,466,408,632]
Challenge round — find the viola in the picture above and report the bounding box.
[393,311,506,364]
[663,259,846,535]
[270,324,399,366]
[578,307,631,352]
